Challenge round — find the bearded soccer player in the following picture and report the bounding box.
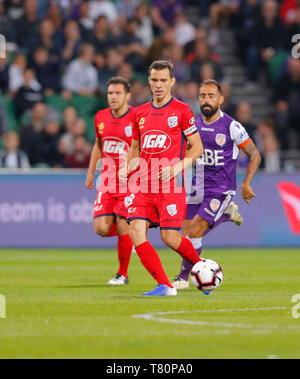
[86,77,134,286]
[120,61,204,296]
[172,79,261,290]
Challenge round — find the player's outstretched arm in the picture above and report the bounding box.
[241,139,261,204]
[160,132,203,183]
[86,138,102,190]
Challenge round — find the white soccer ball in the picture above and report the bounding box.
[191,259,223,293]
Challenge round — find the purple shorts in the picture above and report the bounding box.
[186,192,234,226]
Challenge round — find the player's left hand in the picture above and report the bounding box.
[85,173,94,190]
[241,182,256,204]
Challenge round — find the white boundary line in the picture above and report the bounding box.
[133,307,299,331]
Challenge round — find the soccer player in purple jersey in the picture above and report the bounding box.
[172,79,261,290]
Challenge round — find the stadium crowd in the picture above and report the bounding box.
[0,0,299,171]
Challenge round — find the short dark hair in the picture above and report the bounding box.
[107,76,130,93]
[200,79,222,94]
[148,60,175,78]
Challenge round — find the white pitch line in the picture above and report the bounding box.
[133,307,299,331]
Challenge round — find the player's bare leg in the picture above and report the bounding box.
[93,215,116,237]
[160,228,202,268]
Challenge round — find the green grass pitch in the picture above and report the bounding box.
[0,248,299,359]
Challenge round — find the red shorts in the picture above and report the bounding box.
[127,191,187,230]
[93,190,128,219]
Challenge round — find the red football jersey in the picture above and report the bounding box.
[94,107,134,194]
[132,97,198,193]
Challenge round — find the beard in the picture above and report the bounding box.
[200,104,218,118]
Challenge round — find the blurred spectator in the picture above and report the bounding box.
[254,117,281,172]
[117,17,147,72]
[151,0,185,32]
[235,101,256,139]
[147,27,177,64]
[0,131,30,168]
[220,81,235,116]
[37,19,63,62]
[274,57,300,149]
[235,0,260,62]
[16,0,40,49]
[39,116,63,167]
[13,68,44,119]
[190,40,224,82]
[0,0,17,43]
[280,0,300,25]
[181,80,200,115]
[6,0,24,21]
[59,117,87,156]
[46,2,63,30]
[63,135,91,169]
[88,0,118,24]
[128,79,151,107]
[61,19,82,64]
[77,0,94,41]
[19,101,49,165]
[0,98,8,136]
[0,56,9,94]
[135,3,153,48]
[174,11,195,47]
[98,48,124,92]
[116,0,140,21]
[89,15,116,54]
[30,46,61,94]
[8,53,27,94]
[118,61,134,82]
[163,44,189,81]
[62,43,98,96]
[245,0,288,83]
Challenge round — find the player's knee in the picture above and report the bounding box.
[161,232,179,250]
[93,222,110,237]
[188,225,205,239]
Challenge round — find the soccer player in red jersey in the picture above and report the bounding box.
[120,61,204,296]
[86,77,134,286]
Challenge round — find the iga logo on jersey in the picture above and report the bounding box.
[141,130,171,154]
[102,137,129,159]
[167,204,178,216]
[216,133,226,147]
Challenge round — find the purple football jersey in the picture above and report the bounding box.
[187,111,250,204]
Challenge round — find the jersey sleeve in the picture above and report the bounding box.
[180,106,198,138]
[229,121,251,148]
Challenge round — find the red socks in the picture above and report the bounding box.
[135,241,173,287]
[176,236,202,265]
[117,234,133,278]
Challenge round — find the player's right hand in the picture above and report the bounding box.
[118,167,128,183]
[85,173,94,190]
